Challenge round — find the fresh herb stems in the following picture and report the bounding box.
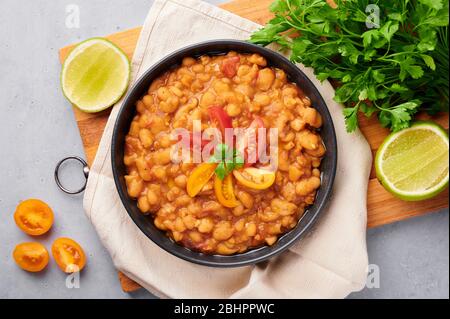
[250,0,449,132]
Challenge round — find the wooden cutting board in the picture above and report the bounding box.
[59,0,449,292]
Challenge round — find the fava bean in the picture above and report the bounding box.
[213,221,234,241]
[256,68,275,91]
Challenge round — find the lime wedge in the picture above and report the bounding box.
[61,38,130,113]
[375,121,449,201]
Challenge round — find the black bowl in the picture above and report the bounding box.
[111,40,337,267]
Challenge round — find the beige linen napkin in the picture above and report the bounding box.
[83,0,372,298]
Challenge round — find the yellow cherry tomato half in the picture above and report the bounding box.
[13,242,49,272]
[187,163,217,197]
[214,174,239,208]
[52,238,86,273]
[14,199,54,236]
[233,167,276,190]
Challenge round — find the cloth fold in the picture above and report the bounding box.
[83,0,372,298]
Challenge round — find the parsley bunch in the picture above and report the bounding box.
[250,0,449,132]
[209,143,244,180]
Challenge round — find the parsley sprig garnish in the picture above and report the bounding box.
[209,143,244,180]
[250,0,449,132]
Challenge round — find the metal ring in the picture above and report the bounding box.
[54,156,90,195]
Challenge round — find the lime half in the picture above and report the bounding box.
[375,121,449,201]
[61,38,130,113]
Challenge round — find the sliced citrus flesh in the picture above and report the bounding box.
[375,121,449,201]
[61,38,130,113]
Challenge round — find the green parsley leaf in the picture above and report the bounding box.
[358,89,368,101]
[398,57,425,80]
[362,30,379,48]
[215,162,226,180]
[371,70,386,83]
[360,102,377,117]
[269,0,289,12]
[419,0,443,10]
[250,22,290,45]
[421,54,436,70]
[343,104,360,133]
[292,38,312,58]
[389,83,410,93]
[388,13,404,22]
[379,21,399,41]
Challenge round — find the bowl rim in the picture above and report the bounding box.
[111,39,337,267]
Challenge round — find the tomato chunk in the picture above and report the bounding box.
[208,106,233,141]
[220,56,240,78]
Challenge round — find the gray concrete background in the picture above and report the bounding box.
[0,0,448,299]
